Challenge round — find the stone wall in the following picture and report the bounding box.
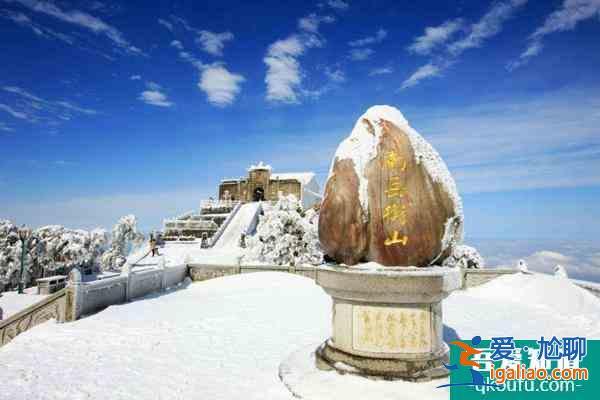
[461,268,520,289]
[189,263,316,281]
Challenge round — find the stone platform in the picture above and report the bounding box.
[314,264,461,381]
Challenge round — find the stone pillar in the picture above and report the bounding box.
[66,267,83,322]
[159,257,167,291]
[315,264,461,381]
[123,263,133,301]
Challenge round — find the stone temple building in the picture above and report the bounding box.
[219,162,321,210]
[162,162,321,242]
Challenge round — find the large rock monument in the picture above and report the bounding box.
[319,105,463,267]
[314,105,463,381]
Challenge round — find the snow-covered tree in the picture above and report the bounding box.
[101,215,143,271]
[0,221,111,289]
[443,244,485,269]
[0,220,22,288]
[33,226,109,276]
[245,194,322,266]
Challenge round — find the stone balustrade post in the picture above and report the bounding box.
[122,263,133,302]
[159,257,167,291]
[66,267,83,322]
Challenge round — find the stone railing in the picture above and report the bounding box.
[209,201,242,247]
[36,275,67,295]
[461,268,520,289]
[68,261,189,321]
[188,262,316,282]
[0,287,67,346]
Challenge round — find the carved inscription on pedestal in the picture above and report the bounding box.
[352,305,431,353]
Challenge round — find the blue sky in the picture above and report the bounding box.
[1,0,600,241]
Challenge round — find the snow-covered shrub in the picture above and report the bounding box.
[0,220,22,288]
[443,244,485,269]
[101,215,143,271]
[245,194,322,266]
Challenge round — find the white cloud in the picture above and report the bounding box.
[54,101,97,115]
[198,65,245,107]
[178,51,204,69]
[130,74,141,80]
[3,86,44,102]
[405,85,600,194]
[1,9,75,44]
[170,40,183,50]
[348,28,387,47]
[407,19,463,55]
[323,0,349,11]
[158,18,174,31]
[264,13,337,104]
[1,188,211,233]
[8,0,143,55]
[349,47,373,60]
[510,0,600,70]
[448,0,527,56]
[0,104,29,120]
[0,122,14,132]
[369,66,393,76]
[324,67,345,82]
[400,63,441,89]
[138,90,173,107]
[264,36,305,103]
[403,0,527,89]
[298,13,335,33]
[168,36,245,106]
[196,30,234,56]
[145,81,162,91]
[1,86,98,123]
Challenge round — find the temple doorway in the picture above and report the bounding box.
[253,187,265,202]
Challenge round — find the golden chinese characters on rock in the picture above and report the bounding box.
[320,116,461,267]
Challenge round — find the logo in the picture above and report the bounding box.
[441,337,598,399]
[437,335,501,389]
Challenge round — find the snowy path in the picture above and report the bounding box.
[0,272,599,400]
[213,202,261,249]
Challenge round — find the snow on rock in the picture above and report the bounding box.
[443,244,485,269]
[518,259,529,272]
[554,264,568,278]
[331,105,463,221]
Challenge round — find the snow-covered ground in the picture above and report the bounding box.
[0,288,47,320]
[0,271,599,400]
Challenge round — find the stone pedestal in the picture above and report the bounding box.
[315,264,461,381]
